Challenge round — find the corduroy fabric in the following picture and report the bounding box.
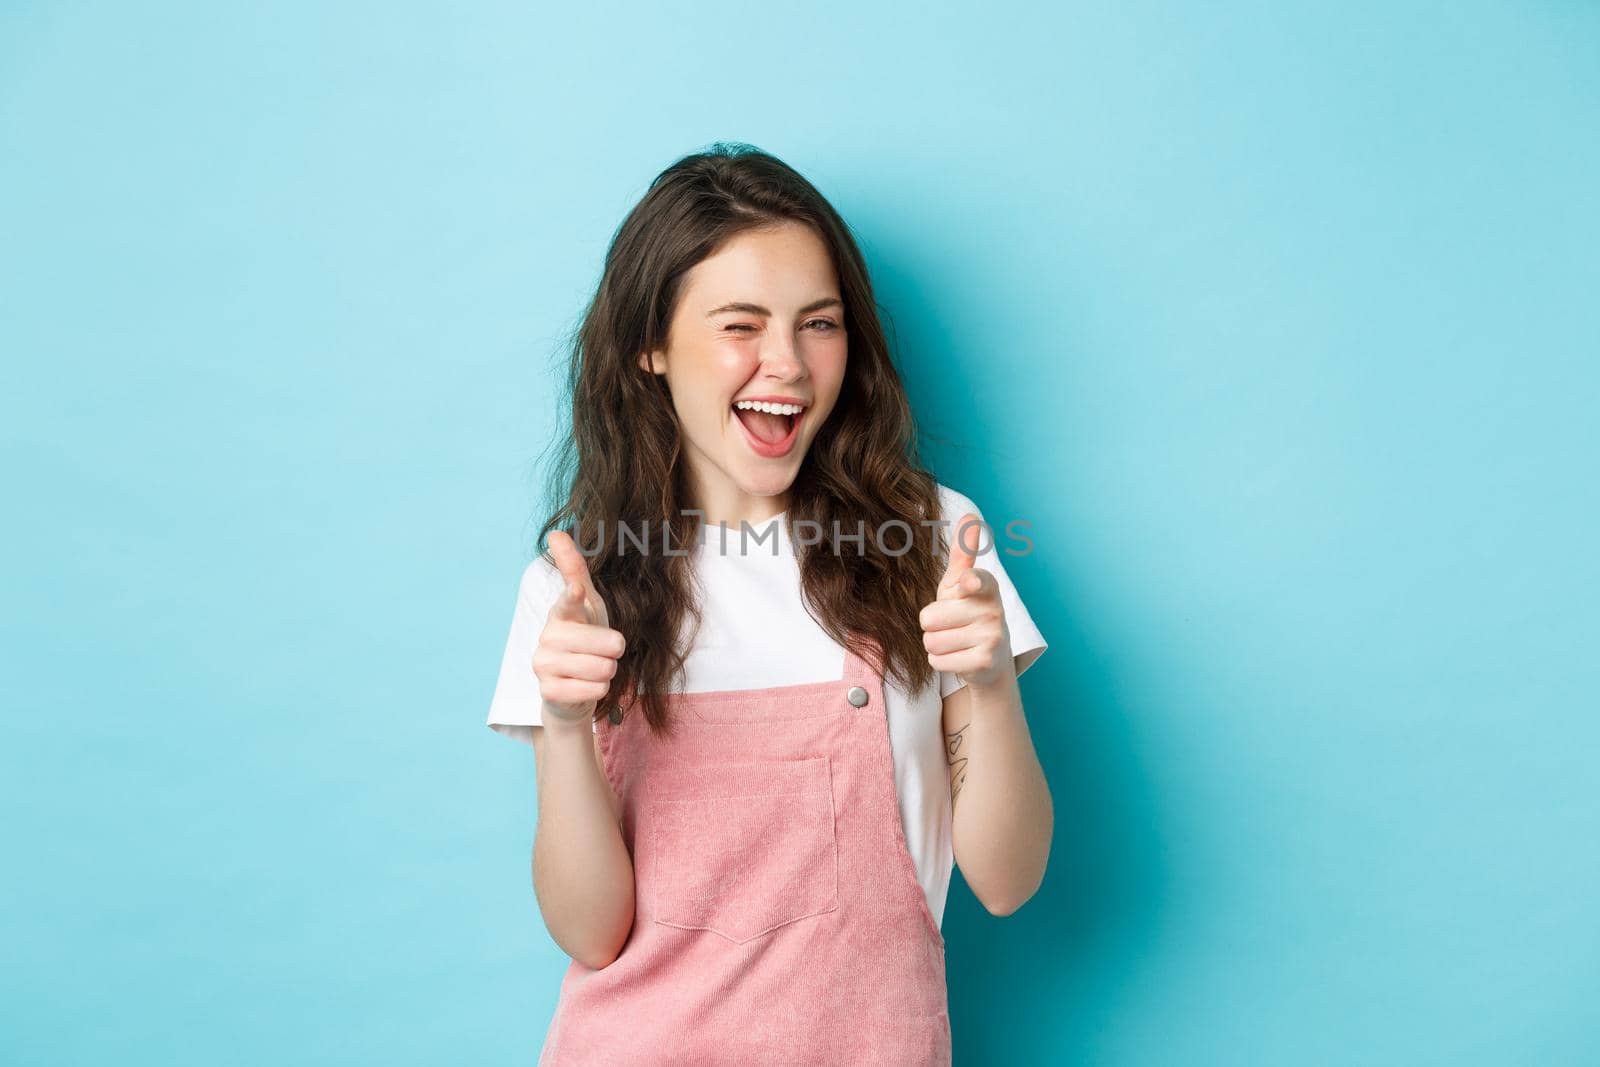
[537,637,952,1065]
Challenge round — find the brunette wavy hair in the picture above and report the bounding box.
[535,141,947,735]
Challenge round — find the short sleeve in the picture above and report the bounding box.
[935,485,1049,700]
[485,555,597,745]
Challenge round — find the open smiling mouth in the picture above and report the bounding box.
[732,398,807,458]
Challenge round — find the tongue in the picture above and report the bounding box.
[736,408,790,444]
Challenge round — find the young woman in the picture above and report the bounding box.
[486,143,1052,1065]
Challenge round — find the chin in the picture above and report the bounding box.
[733,466,799,497]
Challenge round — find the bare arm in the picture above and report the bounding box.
[921,512,1052,916]
[525,530,637,969]
[941,648,1052,915]
[528,718,634,969]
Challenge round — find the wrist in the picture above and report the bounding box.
[541,704,596,739]
[965,670,1016,697]
[964,643,1019,696]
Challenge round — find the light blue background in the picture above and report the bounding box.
[3,3,1596,1064]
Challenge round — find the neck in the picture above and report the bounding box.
[696,497,788,529]
[685,470,790,528]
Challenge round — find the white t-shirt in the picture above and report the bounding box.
[485,483,1048,928]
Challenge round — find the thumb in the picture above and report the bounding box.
[547,529,607,625]
[939,512,981,598]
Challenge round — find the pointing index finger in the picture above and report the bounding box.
[547,530,593,588]
[940,512,982,593]
[546,529,607,624]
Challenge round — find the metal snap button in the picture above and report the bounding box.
[846,686,870,708]
[608,706,623,724]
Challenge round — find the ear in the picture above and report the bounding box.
[637,348,666,374]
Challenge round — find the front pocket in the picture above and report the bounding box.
[648,756,839,944]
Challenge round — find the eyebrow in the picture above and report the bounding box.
[704,297,844,319]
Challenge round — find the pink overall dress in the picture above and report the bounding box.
[537,637,952,1065]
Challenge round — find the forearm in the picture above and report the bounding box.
[532,713,635,968]
[949,667,1053,915]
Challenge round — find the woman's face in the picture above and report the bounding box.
[641,221,848,523]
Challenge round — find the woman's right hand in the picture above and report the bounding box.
[533,530,626,728]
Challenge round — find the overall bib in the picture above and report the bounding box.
[537,637,952,1065]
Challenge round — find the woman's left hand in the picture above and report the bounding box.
[918,512,1014,689]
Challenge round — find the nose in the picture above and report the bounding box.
[759,339,806,383]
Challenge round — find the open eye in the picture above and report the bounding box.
[804,318,840,332]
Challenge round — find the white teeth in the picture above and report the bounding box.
[733,400,804,416]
